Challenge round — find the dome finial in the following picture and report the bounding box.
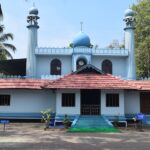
[124,8,135,17]
[33,2,35,7]
[80,21,83,32]
[29,3,39,15]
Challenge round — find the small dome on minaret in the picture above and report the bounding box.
[124,9,135,17]
[29,6,39,15]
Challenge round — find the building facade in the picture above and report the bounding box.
[0,7,150,119]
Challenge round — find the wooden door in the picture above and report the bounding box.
[140,92,150,114]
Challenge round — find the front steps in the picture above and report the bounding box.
[72,115,113,129]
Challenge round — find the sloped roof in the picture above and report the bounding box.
[73,64,104,74]
[128,80,150,91]
[43,65,137,90]
[44,73,137,90]
[0,79,51,89]
[0,64,149,90]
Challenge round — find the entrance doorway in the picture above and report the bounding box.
[140,92,150,114]
[81,89,101,115]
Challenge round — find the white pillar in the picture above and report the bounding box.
[124,9,136,80]
[125,27,136,80]
[26,7,39,78]
[26,26,38,77]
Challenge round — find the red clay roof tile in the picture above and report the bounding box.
[0,79,51,89]
[44,73,137,90]
[0,75,150,91]
[128,80,150,91]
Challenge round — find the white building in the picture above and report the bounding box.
[0,7,150,121]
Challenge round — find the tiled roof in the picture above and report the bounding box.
[128,81,150,91]
[0,79,51,89]
[0,62,149,90]
[44,73,137,90]
[0,76,150,91]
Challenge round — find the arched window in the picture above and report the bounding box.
[76,58,87,70]
[50,59,61,75]
[102,59,112,74]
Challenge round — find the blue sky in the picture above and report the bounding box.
[1,0,136,59]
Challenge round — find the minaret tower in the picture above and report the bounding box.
[26,5,39,78]
[124,8,136,80]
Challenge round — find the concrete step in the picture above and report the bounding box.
[72,115,113,128]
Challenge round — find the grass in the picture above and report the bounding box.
[68,127,120,133]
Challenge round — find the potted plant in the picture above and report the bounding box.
[41,108,52,130]
[63,114,71,129]
[113,115,119,127]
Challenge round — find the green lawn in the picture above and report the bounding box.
[68,127,120,133]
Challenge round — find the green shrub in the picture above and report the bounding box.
[63,114,71,129]
[41,108,52,130]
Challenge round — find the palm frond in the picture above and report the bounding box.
[0,44,14,59]
[0,22,16,60]
[0,24,4,33]
[0,43,5,49]
[0,33,14,41]
[3,43,16,52]
[0,48,13,59]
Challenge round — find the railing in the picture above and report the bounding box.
[35,47,129,56]
[92,49,128,56]
[0,75,27,79]
[41,75,63,80]
[35,47,72,55]
[81,105,100,115]
[137,77,150,81]
[73,48,92,54]
[0,75,63,80]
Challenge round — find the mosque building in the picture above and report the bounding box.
[0,6,150,125]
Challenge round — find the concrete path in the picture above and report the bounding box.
[0,123,150,150]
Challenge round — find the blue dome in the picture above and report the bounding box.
[72,32,91,47]
[125,9,135,17]
[29,6,39,15]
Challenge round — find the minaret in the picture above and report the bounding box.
[124,9,136,80]
[26,5,39,78]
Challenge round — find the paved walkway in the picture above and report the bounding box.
[0,123,150,150]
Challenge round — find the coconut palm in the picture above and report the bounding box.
[0,4,16,59]
[0,24,16,60]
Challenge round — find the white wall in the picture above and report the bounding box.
[36,54,128,79]
[101,90,125,115]
[56,89,80,115]
[36,55,72,77]
[92,56,127,78]
[1,88,139,115]
[0,89,56,113]
[124,91,140,114]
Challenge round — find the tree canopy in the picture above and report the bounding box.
[132,0,150,78]
[0,4,16,60]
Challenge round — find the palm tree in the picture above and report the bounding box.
[0,24,16,60]
[0,4,16,59]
